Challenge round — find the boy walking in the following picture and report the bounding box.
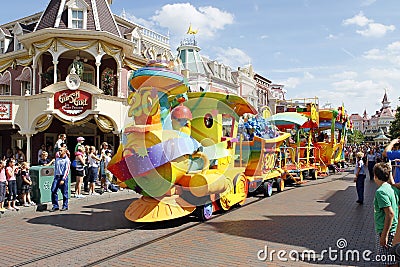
[373,162,398,266]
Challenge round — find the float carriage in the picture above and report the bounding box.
[268,98,321,182]
[108,61,291,222]
[315,106,350,173]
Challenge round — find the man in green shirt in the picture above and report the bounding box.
[373,162,398,266]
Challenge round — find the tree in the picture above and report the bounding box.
[347,129,365,144]
[389,105,400,138]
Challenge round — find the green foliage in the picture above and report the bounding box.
[72,60,84,77]
[347,129,365,144]
[40,71,53,87]
[389,105,400,138]
[101,69,115,95]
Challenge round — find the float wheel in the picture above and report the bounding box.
[262,181,273,197]
[310,169,317,180]
[276,178,285,193]
[196,202,213,221]
[219,179,234,210]
[234,174,248,206]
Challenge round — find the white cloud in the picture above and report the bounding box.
[260,35,269,39]
[361,0,376,6]
[277,72,314,89]
[280,77,301,88]
[342,12,371,27]
[151,3,234,38]
[323,79,390,113]
[330,71,358,80]
[123,12,155,29]
[363,41,400,64]
[387,41,400,52]
[214,47,251,68]
[342,12,395,38]
[356,23,395,37]
[326,34,338,40]
[365,68,400,81]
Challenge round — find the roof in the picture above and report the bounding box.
[35,0,120,37]
[350,114,363,121]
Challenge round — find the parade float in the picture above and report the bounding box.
[107,61,290,222]
[268,98,320,182]
[316,105,350,172]
[235,115,290,197]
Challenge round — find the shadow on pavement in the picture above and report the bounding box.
[26,198,140,231]
[206,180,378,265]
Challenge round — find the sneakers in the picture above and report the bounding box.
[30,202,36,206]
[90,192,100,196]
[14,206,20,211]
[0,207,6,212]
[60,207,68,211]
[7,207,14,211]
[77,194,86,198]
[49,207,59,212]
[23,203,30,207]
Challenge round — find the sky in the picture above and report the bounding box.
[1,0,399,116]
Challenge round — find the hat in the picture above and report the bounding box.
[77,137,85,142]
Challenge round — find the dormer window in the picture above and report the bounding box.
[13,23,23,51]
[72,10,84,29]
[66,0,89,30]
[0,40,4,53]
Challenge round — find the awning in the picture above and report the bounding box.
[15,68,31,82]
[0,73,11,85]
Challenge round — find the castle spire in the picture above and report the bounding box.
[381,89,390,109]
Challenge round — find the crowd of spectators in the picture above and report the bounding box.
[0,134,118,213]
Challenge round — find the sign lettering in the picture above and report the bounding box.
[54,89,92,116]
[0,102,12,120]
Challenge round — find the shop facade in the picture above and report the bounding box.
[0,0,172,163]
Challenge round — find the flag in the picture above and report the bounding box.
[187,24,198,35]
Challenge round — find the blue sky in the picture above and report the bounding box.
[1,0,400,115]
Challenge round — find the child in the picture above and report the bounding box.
[20,162,35,207]
[354,151,366,204]
[0,160,7,212]
[103,150,112,192]
[373,162,398,266]
[5,159,20,211]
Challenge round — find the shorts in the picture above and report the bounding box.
[21,184,32,194]
[75,169,85,177]
[0,181,6,202]
[89,167,99,183]
[375,232,397,265]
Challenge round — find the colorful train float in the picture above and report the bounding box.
[268,98,320,182]
[315,105,351,173]
[107,61,291,222]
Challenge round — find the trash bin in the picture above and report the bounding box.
[30,166,71,204]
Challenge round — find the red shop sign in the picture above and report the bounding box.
[54,90,92,116]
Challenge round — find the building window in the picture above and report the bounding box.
[0,40,4,53]
[0,85,10,95]
[14,36,23,51]
[68,62,94,85]
[71,10,84,29]
[21,81,31,96]
[66,0,88,29]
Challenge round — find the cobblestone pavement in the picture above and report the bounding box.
[0,169,385,266]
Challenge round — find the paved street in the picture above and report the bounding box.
[0,169,383,266]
